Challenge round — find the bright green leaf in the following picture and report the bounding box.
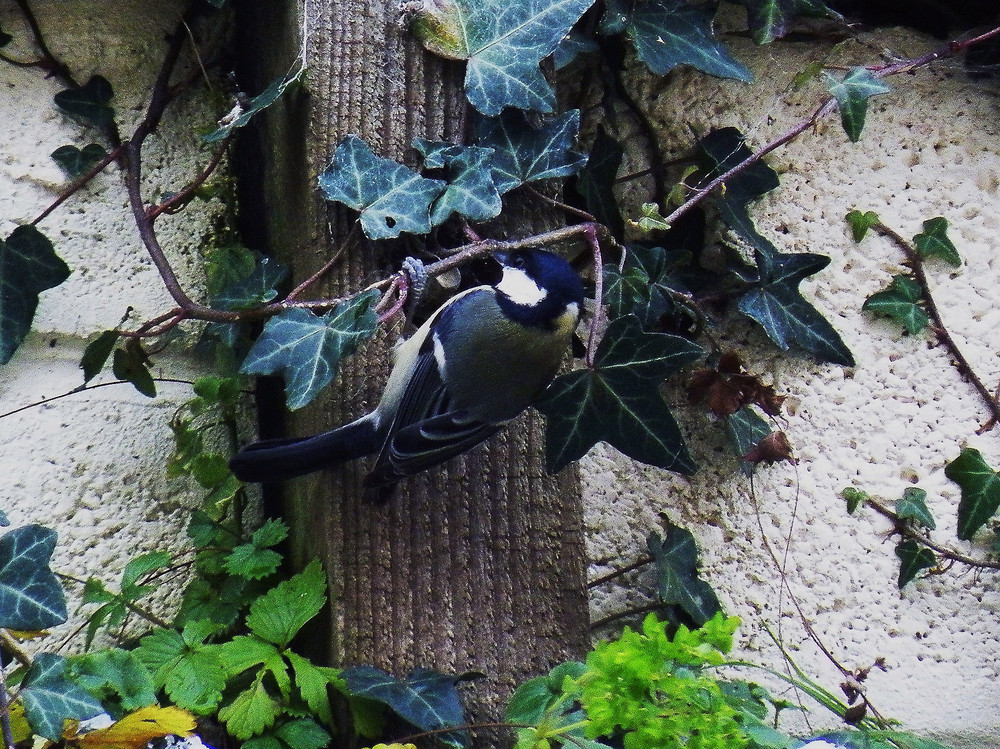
[863,274,928,335]
[318,135,445,239]
[121,550,172,592]
[603,0,751,81]
[135,624,226,714]
[68,648,157,713]
[630,202,671,233]
[51,143,108,179]
[913,217,961,267]
[410,0,595,115]
[204,72,301,143]
[241,291,379,410]
[54,75,114,127]
[895,540,936,588]
[219,673,282,740]
[20,653,104,740]
[0,524,67,630]
[475,110,587,194]
[246,559,327,647]
[287,651,341,728]
[846,209,880,242]
[537,316,702,473]
[0,225,71,364]
[945,447,1000,540]
[225,544,282,580]
[648,524,722,626]
[826,66,891,142]
[897,487,935,529]
[275,718,331,749]
[253,519,289,548]
[842,486,869,514]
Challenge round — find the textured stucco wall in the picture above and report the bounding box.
[582,24,1000,748]
[0,0,228,636]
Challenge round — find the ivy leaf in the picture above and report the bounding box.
[51,143,108,179]
[724,406,773,475]
[896,487,935,530]
[410,0,595,115]
[340,667,467,748]
[81,330,120,384]
[573,126,625,239]
[537,315,702,474]
[20,653,104,740]
[862,275,928,335]
[318,135,445,238]
[54,75,115,127]
[241,291,379,410]
[648,524,722,627]
[553,31,600,70]
[212,257,289,311]
[0,225,71,365]
[826,67,891,142]
[113,343,156,398]
[913,217,961,267]
[945,448,1000,541]
[895,540,936,588]
[846,209,880,242]
[68,648,158,713]
[246,559,327,647]
[738,251,855,366]
[0,524,68,630]
[475,110,587,194]
[204,72,301,143]
[602,0,751,82]
[410,143,502,225]
[729,0,839,44]
[842,486,869,514]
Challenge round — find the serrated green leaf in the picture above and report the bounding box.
[863,274,928,335]
[275,718,331,749]
[724,406,773,475]
[51,143,108,179]
[603,0,751,81]
[219,673,282,740]
[537,316,702,473]
[253,518,289,548]
[475,110,587,194]
[175,575,248,629]
[410,0,595,115]
[226,544,282,580]
[287,651,340,728]
[21,654,104,740]
[112,345,156,397]
[318,135,445,239]
[846,209,880,242]
[54,75,114,127]
[212,256,289,311]
[897,487,935,530]
[81,330,120,383]
[204,72,301,143]
[68,648,157,713]
[738,251,854,366]
[191,453,232,489]
[246,559,327,647]
[648,524,722,626]
[340,667,467,749]
[421,144,503,225]
[218,635,289,696]
[0,225,71,364]
[241,291,379,410]
[574,127,625,239]
[913,217,961,267]
[0,524,68,629]
[135,624,226,714]
[826,66,891,142]
[945,447,1000,540]
[895,540,936,588]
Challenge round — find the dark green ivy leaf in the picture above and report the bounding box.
[573,126,625,239]
[112,342,156,398]
[0,225,71,364]
[0,524,68,629]
[648,523,722,627]
[727,0,840,44]
[204,72,301,143]
[80,330,120,383]
[340,666,467,748]
[895,540,936,588]
[318,135,446,239]
[553,31,600,70]
[51,143,108,179]
[54,75,115,128]
[241,290,380,410]
[945,447,1000,541]
[846,209,880,242]
[0,508,8,526]
[21,654,104,740]
[411,141,502,225]
[826,67,891,142]
[738,251,854,366]
[863,274,928,335]
[913,217,961,267]
[602,0,752,82]
[537,315,702,473]
[897,487,935,530]
[475,110,587,194]
[212,256,289,311]
[725,406,773,475]
[410,0,595,115]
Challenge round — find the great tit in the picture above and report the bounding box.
[229,249,584,501]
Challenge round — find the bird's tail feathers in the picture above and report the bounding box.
[229,416,380,483]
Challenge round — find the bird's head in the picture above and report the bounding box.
[494,250,584,328]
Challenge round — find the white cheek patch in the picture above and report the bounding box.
[432,332,447,378]
[497,267,548,306]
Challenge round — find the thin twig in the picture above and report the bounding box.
[526,184,597,223]
[284,222,360,301]
[146,138,232,219]
[31,146,125,227]
[0,631,31,669]
[587,555,653,589]
[57,573,170,629]
[0,378,197,420]
[590,601,665,631]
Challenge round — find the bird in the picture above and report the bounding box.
[229,249,584,502]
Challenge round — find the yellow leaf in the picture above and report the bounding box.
[7,699,33,743]
[362,744,417,749]
[70,706,196,749]
[6,629,51,641]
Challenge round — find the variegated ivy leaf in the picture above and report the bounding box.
[318,135,446,239]
[410,0,595,115]
[826,66,891,142]
[412,140,503,225]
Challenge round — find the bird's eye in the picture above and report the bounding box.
[511,254,527,269]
